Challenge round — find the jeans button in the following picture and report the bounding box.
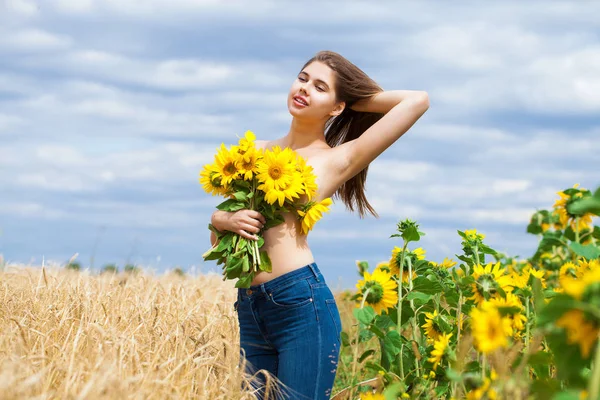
[246,289,252,295]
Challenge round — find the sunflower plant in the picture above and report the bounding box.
[200,131,332,288]
[332,184,600,400]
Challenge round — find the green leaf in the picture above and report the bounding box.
[406,291,433,304]
[402,225,422,242]
[263,213,285,230]
[570,242,600,260]
[216,198,246,212]
[354,306,376,325]
[203,249,222,261]
[384,383,406,400]
[358,349,376,363]
[593,226,600,240]
[242,256,250,272]
[537,294,580,326]
[445,368,462,382]
[529,379,561,399]
[368,324,385,338]
[478,243,497,255]
[259,251,272,272]
[216,233,234,252]
[232,191,247,201]
[412,276,445,294]
[235,274,253,288]
[341,331,350,347]
[551,390,585,400]
[567,196,600,216]
[382,330,402,361]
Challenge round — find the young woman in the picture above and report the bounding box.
[209,50,429,399]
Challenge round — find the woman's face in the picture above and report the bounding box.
[287,61,345,120]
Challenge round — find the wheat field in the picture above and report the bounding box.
[0,266,358,399]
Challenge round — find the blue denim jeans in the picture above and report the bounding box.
[235,263,342,399]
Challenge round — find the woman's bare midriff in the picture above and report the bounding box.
[250,210,315,285]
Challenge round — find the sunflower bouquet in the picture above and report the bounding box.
[199,131,333,288]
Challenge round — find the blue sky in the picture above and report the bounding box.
[1,0,599,290]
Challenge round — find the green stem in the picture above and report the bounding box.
[473,243,481,267]
[407,257,420,378]
[396,241,409,380]
[481,354,486,380]
[575,217,580,243]
[588,333,600,400]
[456,293,464,348]
[525,298,530,353]
[360,287,371,310]
[350,287,372,399]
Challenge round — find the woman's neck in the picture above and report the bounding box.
[284,117,328,150]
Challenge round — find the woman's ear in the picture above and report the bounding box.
[330,101,346,117]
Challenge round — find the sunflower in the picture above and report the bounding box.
[553,183,594,232]
[237,130,256,153]
[295,155,318,201]
[470,302,513,354]
[488,293,528,335]
[422,310,444,343]
[465,229,486,241]
[234,145,262,181]
[297,198,333,235]
[561,261,600,300]
[356,268,399,315]
[556,310,599,358]
[427,332,452,370]
[466,376,497,400]
[264,174,304,207]
[199,163,228,196]
[430,257,457,269]
[256,146,297,192]
[389,246,424,283]
[469,262,513,305]
[213,144,240,186]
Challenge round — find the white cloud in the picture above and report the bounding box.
[2,0,39,17]
[0,28,72,51]
[0,201,66,219]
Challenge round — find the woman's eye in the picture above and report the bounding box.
[298,76,306,82]
[317,86,325,92]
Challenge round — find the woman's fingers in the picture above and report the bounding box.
[248,210,266,225]
[241,223,260,234]
[238,229,259,241]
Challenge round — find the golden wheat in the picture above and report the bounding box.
[0,266,268,399]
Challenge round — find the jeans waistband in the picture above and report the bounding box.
[238,262,322,299]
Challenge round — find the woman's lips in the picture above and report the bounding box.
[293,97,308,107]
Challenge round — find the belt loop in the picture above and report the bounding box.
[308,263,320,282]
[260,283,269,296]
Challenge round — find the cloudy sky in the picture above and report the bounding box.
[1,0,598,289]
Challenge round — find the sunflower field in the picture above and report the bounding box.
[332,184,600,400]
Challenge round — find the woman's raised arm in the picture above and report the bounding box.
[332,90,429,182]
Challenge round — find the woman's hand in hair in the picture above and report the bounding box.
[211,209,266,241]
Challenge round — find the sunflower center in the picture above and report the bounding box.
[269,166,283,180]
[242,160,254,170]
[224,162,237,175]
[210,174,223,188]
[488,320,501,340]
[364,281,384,304]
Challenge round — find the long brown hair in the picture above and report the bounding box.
[301,50,383,218]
